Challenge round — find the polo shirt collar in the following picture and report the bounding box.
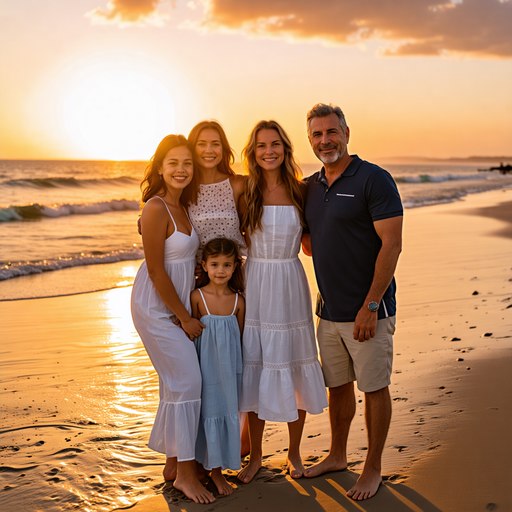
[318,154,362,185]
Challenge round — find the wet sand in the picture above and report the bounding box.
[1,189,511,512]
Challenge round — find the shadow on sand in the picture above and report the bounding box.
[129,465,442,512]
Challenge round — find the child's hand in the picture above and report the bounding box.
[170,315,181,326]
[181,317,206,340]
[137,216,142,235]
[194,263,202,278]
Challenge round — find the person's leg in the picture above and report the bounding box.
[346,386,391,500]
[174,460,215,504]
[211,467,235,495]
[240,413,250,457]
[286,409,306,478]
[304,382,355,477]
[163,457,177,481]
[238,412,265,483]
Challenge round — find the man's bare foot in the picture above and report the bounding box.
[163,457,177,481]
[303,454,347,478]
[286,454,305,479]
[237,455,262,483]
[346,469,382,500]
[211,468,235,495]
[174,474,215,504]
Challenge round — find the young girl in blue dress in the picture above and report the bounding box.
[190,237,245,495]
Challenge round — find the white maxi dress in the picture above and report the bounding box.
[131,197,201,461]
[240,206,328,422]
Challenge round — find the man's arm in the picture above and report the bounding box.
[353,216,403,342]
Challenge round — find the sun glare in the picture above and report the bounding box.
[62,69,175,160]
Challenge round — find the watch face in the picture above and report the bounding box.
[368,302,379,312]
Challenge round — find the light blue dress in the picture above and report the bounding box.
[194,289,242,471]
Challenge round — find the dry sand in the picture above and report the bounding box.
[1,189,511,512]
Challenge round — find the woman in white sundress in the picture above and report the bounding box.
[238,120,328,483]
[131,135,215,505]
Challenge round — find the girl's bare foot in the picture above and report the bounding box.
[286,454,305,479]
[163,457,177,481]
[211,468,235,495]
[237,455,262,483]
[174,474,215,504]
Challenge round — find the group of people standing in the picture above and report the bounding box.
[130,103,403,504]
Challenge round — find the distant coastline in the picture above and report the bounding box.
[377,155,512,164]
[1,155,512,165]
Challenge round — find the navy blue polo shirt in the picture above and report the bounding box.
[304,155,403,322]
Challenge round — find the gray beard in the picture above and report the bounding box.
[318,149,342,164]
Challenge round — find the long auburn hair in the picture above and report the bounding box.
[140,134,198,207]
[240,120,305,240]
[187,120,236,204]
[196,238,244,294]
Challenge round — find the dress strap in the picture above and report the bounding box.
[151,196,177,231]
[198,289,211,316]
[231,293,238,316]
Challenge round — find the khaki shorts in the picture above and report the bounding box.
[317,316,395,392]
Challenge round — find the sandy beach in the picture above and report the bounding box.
[1,188,511,512]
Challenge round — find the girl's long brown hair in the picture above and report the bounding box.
[187,120,236,205]
[140,134,198,208]
[196,238,244,294]
[240,120,305,241]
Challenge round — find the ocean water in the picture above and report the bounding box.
[1,158,511,300]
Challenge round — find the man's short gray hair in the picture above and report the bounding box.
[307,103,347,136]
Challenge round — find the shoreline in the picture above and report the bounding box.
[1,188,511,512]
[1,184,511,302]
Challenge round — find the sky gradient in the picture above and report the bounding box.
[0,0,511,162]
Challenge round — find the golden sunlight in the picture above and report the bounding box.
[62,70,175,160]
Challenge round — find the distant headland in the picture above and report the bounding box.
[378,156,512,164]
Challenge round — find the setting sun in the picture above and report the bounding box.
[62,69,175,160]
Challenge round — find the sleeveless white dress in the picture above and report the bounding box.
[131,197,201,462]
[188,178,246,262]
[240,206,328,422]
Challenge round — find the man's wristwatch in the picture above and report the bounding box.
[368,301,379,312]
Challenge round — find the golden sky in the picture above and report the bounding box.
[0,0,511,162]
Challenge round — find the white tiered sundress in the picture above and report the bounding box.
[188,178,246,262]
[131,197,200,461]
[240,206,328,422]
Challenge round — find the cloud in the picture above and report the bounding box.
[197,0,512,58]
[86,0,170,27]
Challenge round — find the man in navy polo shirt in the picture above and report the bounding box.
[302,103,403,501]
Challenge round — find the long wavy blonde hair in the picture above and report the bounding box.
[240,120,305,240]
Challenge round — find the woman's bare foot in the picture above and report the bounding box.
[237,455,262,483]
[211,468,235,495]
[174,461,215,504]
[286,454,305,479]
[163,457,177,481]
[174,474,215,504]
[346,469,382,500]
[303,453,347,478]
